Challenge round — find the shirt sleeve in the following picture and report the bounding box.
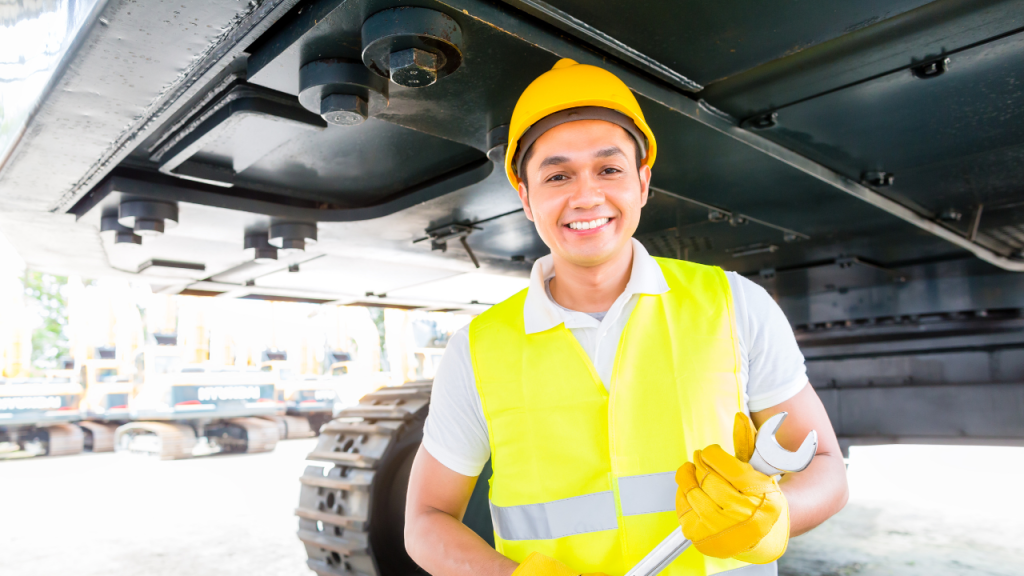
[421,325,492,477]
[727,273,809,412]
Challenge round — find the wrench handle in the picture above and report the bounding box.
[623,526,691,576]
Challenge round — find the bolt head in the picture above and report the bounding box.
[114,231,142,246]
[862,170,895,187]
[939,207,963,222]
[750,112,778,130]
[134,218,165,236]
[487,142,506,164]
[320,93,368,126]
[389,48,439,88]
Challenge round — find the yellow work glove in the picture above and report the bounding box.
[674,413,790,564]
[511,552,610,576]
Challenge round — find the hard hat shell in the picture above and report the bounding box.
[505,58,657,190]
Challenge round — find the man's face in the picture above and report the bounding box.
[517,120,651,268]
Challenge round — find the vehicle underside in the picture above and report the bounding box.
[3,0,1023,573]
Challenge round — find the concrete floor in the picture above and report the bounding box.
[1,440,1021,576]
[0,438,317,576]
[780,444,1024,576]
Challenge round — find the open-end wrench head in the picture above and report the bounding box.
[750,412,817,476]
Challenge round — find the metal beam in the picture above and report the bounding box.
[499,0,703,92]
[816,383,1024,445]
[445,0,1024,272]
[81,158,494,223]
[43,0,307,213]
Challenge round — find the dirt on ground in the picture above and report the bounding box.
[0,439,1020,576]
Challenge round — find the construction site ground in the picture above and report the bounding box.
[1,441,1020,576]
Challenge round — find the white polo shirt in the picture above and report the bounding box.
[423,239,809,477]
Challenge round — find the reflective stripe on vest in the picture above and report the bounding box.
[470,258,754,576]
[491,471,679,541]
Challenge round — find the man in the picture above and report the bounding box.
[405,58,849,576]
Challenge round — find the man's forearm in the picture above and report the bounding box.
[406,507,518,576]
[779,450,849,536]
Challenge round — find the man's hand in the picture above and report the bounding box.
[675,413,789,564]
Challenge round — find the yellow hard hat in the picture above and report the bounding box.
[505,58,657,190]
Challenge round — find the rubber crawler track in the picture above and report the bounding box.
[261,415,315,440]
[114,417,280,459]
[297,382,433,576]
[45,424,85,456]
[115,422,198,460]
[78,421,119,452]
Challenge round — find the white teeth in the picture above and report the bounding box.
[568,218,609,230]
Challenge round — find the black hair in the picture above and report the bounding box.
[519,125,643,189]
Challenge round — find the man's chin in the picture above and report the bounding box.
[552,243,629,268]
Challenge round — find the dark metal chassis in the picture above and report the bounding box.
[3,0,1024,450]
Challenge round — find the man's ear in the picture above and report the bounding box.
[517,181,535,222]
[638,164,652,208]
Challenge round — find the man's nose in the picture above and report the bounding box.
[568,173,605,210]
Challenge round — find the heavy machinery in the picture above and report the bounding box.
[278,375,341,435]
[0,377,86,458]
[261,349,336,438]
[324,350,355,377]
[77,354,133,452]
[112,335,281,459]
[4,0,1024,572]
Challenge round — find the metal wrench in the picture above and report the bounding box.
[624,412,818,576]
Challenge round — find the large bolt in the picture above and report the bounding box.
[320,93,368,126]
[389,48,440,88]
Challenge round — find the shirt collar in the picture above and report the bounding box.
[522,238,670,334]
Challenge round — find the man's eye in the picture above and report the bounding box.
[546,174,567,182]
[601,167,621,175]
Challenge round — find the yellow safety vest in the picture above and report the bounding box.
[470,258,772,576]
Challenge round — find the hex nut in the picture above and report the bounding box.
[320,93,368,126]
[389,48,440,88]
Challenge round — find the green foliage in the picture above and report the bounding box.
[368,307,389,372]
[21,271,69,371]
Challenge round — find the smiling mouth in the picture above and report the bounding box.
[566,217,611,231]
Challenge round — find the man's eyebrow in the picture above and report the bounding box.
[595,146,626,159]
[538,155,570,169]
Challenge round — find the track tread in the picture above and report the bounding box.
[228,417,280,453]
[114,422,197,460]
[297,382,433,576]
[297,529,369,555]
[45,424,85,456]
[300,475,372,491]
[78,421,118,452]
[306,450,379,467]
[319,422,397,436]
[333,406,418,421]
[306,558,355,576]
[295,507,369,531]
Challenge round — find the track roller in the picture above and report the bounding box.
[78,421,119,452]
[115,422,197,460]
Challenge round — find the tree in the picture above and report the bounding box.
[368,307,389,372]
[22,271,69,371]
